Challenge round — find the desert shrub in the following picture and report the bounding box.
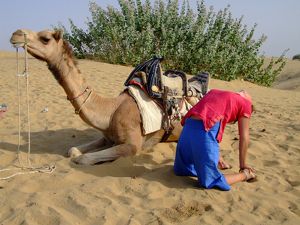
[59,0,286,86]
[292,54,300,60]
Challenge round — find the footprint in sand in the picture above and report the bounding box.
[288,201,300,216]
[263,160,280,167]
[286,178,300,187]
[161,200,213,223]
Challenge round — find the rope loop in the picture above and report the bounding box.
[0,34,56,180]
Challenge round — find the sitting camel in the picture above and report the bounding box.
[10,29,229,168]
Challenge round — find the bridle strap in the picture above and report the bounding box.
[75,89,93,114]
[66,86,93,114]
[67,86,91,102]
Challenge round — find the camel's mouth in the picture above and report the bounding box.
[10,30,28,47]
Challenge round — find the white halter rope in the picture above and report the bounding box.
[0,34,55,180]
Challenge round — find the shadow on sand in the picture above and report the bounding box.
[0,128,200,189]
[0,128,100,156]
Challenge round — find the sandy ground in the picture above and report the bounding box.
[0,51,299,225]
[273,58,300,91]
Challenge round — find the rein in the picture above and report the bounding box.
[0,33,55,180]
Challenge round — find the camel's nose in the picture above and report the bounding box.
[10,29,29,47]
[13,29,25,36]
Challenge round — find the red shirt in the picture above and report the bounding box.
[182,89,252,142]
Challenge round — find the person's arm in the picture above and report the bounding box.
[238,117,251,170]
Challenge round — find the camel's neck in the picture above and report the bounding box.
[47,55,118,131]
[48,54,85,99]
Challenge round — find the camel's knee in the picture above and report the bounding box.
[68,147,82,158]
[117,144,140,157]
[72,154,97,165]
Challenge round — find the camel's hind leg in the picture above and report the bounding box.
[72,143,140,165]
[68,137,112,158]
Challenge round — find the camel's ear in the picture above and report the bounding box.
[53,30,63,41]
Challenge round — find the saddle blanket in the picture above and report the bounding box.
[127,86,194,135]
[127,85,163,135]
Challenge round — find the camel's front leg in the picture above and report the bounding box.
[68,137,111,158]
[72,143,140,165]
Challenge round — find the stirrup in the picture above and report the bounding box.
[187,71,210,98]
[196,72,210,95]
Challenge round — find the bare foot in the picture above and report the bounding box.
[218,160,232,170]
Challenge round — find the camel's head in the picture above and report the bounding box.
[10,29,65,62]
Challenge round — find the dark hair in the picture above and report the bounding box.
[251,104,255,113]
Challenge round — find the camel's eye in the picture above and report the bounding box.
[40,36,51,44]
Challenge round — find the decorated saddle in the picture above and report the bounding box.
[125,56,209,139]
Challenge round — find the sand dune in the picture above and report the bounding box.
[0,51,299,224]
[273,58,300,91]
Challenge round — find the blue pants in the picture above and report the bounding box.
[174,118,230,191]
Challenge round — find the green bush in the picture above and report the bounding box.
[59,0,286,86]
[292,54,300,60]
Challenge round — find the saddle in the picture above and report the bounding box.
[124,56,209,139]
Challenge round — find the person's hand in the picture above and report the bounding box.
[239,165,256,173]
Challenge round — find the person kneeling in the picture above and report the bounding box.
[174,89,256,191]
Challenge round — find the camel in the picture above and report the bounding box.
[10,29,203,166]
[10,29,232,169]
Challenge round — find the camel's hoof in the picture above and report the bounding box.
[68,147,82,158]
[72,155,95,165]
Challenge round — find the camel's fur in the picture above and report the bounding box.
[10,29,192,165]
